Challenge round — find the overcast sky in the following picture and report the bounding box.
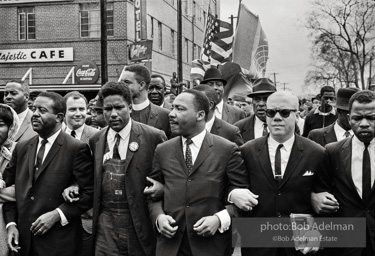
[220,0,315,96]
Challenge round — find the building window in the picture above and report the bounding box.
[185,38,189,62]
[151,17,154,38]
[171,29,175,56]
[158,21,162,50]
[18,7,35,40]
[80,3,113,38]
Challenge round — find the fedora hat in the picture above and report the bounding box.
[247,78,276,97]
[201,67,227,86]
[336,87,359,111]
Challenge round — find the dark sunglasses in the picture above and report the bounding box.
[266,109,297,118]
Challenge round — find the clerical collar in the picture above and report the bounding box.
[133,99,150,111]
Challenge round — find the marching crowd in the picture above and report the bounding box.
[0,64,374,256]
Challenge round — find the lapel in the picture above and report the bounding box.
[279,135,303,188]
[147,103,159,128]
[189,132,213,176]
[324,124,337,145]
[341,138,363,201]
[123,121,142,174]
[174,137,189,175]
[95,128,108,180]
[28,136,39,184]
[15,109,32,141]
[34,131,64,181]
[257,136,279,189]
[210,117,220,135]
[243,115,256,141]
[81,125,88,142]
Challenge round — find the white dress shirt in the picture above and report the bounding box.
[334,122,352,141]
[254,115,268,139]
[65,124,85,140]
[103,119,132,162]
[205,116,216,133]
[215,100,224,120]
[351,136,375,198]
[132,98,150,111]
[181,129,230,233]
[268,135,295,178]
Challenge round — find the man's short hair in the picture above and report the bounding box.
[100,81,132,106]
[63,91,88,106]
[183,89,210,121]
[6,80,30,95]
[38,92,66,115]
[348,90,375,113]
[125,64,151,87]
[320,86,335,96]
[0,105,14,127]
[193,84,218,107]
[151,74,166,90]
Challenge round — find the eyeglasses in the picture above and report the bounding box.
[266,109,297,118]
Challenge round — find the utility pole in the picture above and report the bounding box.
[270,72,278,87]
[100,0,108,85]
[177,0,183,89]
[282,82,289,91]
[228,15,237,28]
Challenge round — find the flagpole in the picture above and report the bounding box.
[177,0,183,94]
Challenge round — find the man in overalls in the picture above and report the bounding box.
[89,81,167,255]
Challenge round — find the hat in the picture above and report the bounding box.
[29,90,46,98]
[336,87,359,111]
[91,97,103,110]
[247,78,276,97]
[231,93,246,102]
[201,67,227,86]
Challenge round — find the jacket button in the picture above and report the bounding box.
[187,179,191,182]
[186,205,189,208]
[31,196,34,200]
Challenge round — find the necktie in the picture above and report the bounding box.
[275,144,283,182]
[185,139,193,173]
[71,130,76,138]
[35,139,48,179]
[363,143,371,203]
[262,123,268,136]
[344,131,351,138]
[112,133,121,160]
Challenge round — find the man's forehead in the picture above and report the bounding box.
[5,82,22,90]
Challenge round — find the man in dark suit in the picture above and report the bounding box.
[61,91,98,256]
[148,89,249,256]
[3,92,94,256]
[303,86,338,137]
[89,81,167,255]
[194,84,243,146]
[4,80,37,142]
[239,91,325,256]
[313,90,375,256]
[149,74,173,110]
[201,67,246,124]
[308,87,359,147]
[120,64,171,137]
[234,78,276,143]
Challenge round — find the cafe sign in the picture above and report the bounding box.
[0,48,73,63]
[75,60,99,84]
[0,0,73,4]
[129,40,152,62]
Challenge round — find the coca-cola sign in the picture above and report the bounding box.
[129,40,152,62]
[75,61,99,84]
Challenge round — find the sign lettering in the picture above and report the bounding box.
[0,48,73,63]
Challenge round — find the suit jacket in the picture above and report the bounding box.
[148,132,249,256]
[222,103,246,125]
[14,109,37,142]
[234,114,256,143]
[90,121,167,256]
[211,117,243,146]
[147,103,171,138]
[315,138,375,256]
[240,135,325,256]
[307,123,337,147]
[3,131,94,256]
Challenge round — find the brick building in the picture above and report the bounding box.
[0,0,219,99]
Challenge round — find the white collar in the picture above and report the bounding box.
[334,122,351,137]
[205,115,216,132]
[268,134,295,153]
[132,99,150,111]
[314,106,336,116]
[352,135,375,149]
[18,108,29,123]
[39,129,61,145]
[181,129,206,148]
[66,124,85,136]
[216,100,224,114]
[107,119,132,141]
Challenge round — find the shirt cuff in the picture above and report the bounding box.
[215,209,231,233]
[155,215,162,233]
[6,222,16,229]
[227,190,234,203]
[56,208,69,226]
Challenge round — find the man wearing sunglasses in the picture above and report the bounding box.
[239,91,326,256]
[302,86,338,137]
[234,78,276,143]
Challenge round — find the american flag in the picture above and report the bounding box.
[201,13,233,65]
